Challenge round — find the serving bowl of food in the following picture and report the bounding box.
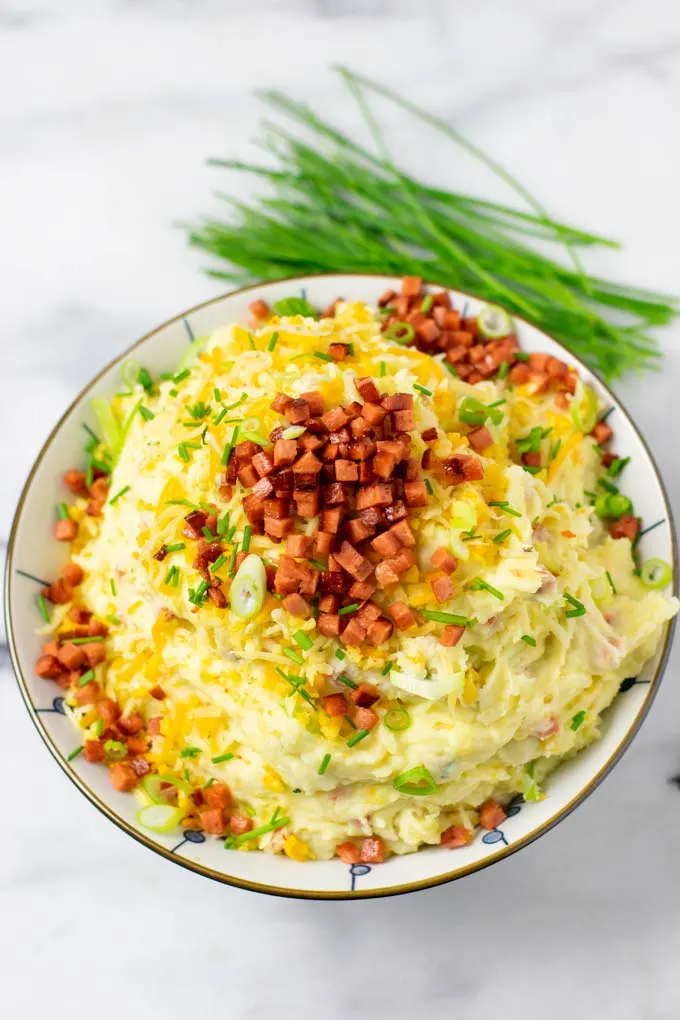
[5,274,677,899]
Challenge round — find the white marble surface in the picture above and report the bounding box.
[2,1,680,1016]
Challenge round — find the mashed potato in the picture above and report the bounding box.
[57,295,676,861]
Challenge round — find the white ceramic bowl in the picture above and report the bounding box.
[5,274,677,899]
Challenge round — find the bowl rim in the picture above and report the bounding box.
[4,272,677,900]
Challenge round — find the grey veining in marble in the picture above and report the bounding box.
[2,1,680,1017]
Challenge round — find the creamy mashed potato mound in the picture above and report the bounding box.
[61,299,676,861]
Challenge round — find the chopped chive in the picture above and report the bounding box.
[138,366,154,393]
[203,778,216,788]
[347,342,355,356]
[598,477,619,495]
[335,649,346,661]
[228,546,238,576]
[217,513,230,537]
[607,456,630,478]
[210,554,227,574]
[67,746,83,762]
[163,564,179,586]
[413,383,432,396]
[247,332,256,350]
[444,361,459,378]
[202,526,216,542]
[70,635,106,645]
[226,813,290,849]
[241,525,252,552]
[347,728,370,748]
[109,485,130,505]
[36,594,50,623]
[165,542,186,553]
[94,718,104,737]
[488,399,506,408]
[488,500,521,518]
[159,371,173,381]
[551,438,562,461]
[564,592,586,618]
[314,351,334,362]
[515,352,530,362]
[211,752,234,764]
[570,710,587,731]
[213,387,221,401]
[169,388,178,397]
[221,424,240,465]
[188,579,209,606]
[165,499,200,509]
[139,406,155,422]
[421,610,473,625]
[318,753,332,775]
[379,361,387,377]
[293,630,313,650]
[77,669,96,687]
[213,406,228,426]
[469,577,504,600]
[82,422,100,445]
[180,746,201,758]
[420,294,434,314]
[308,558,327,571]
[498,360,509,380]
[425,478,434,495]
[173,368,191,383]
[267,331,279,353]
[462,532,482,542]
[283,647,304,665]
[17,568,51,586]
[606,571,617,595]
[521,634,536,647]
[338,603,360,616]
[381,661,393,675]
[493,528,512,544]
[344,714,357,730]
[177,443,190,462]
[337,674,358,690]
[57,503,70,520]
[110,578,117,596]
[107,615,121,625]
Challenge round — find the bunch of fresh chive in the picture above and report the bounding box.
[187,67,677,382]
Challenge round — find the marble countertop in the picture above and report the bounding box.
[2,1,680,1017]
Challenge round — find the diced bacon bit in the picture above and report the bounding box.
[42,579,72,606]
[129,757,151,778]
[110,763,138,792]
[479,799,507,830]
[207,586,227,608]
[274,439,298,467]
[81,642,106,667]
[97,698,119,725]
[252,451,275,478]
[62,563,84,587]
[371,530,402,557]
[360,836,385,863]
[601,452,617,469]
[54,518,78,541]
[341,618,367,646]
[367,618,393,644]
[333,541,373,581]
[149,685,166,700]
[318,613,342,637]
[284,398,310,424]
[200,807,227,835]
[323,693,347,717]
[421,427,438,442]
[84,739,105,763]
[431,574,455,603]
[282,593,309,617]
[354,706,379,730]
[329,343,350,362]
[57,642,86,671]
[467,426,493,451]
[609,514,640,541]
[522,451,541,468]
[315,532,334,557]
[441,624,465,647]
[271,392,292,414]
[591,421,613,445]
[350,683,379,708]
[249,298,270,321]
[336,840,361,864]
[286,534,313,558]
[403,479,429,507]
[401,276,422,297]
[230,814,254,835]
[388,602,417,630]
[73,680,99,706]
[355,376,381,403]
[148,717,162,736]
[204,782,232,810]
[431,547,457,574]
[63,468,88,495]
[35,654,64,679]
[440,825,472,848]
[118,713,144,735]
